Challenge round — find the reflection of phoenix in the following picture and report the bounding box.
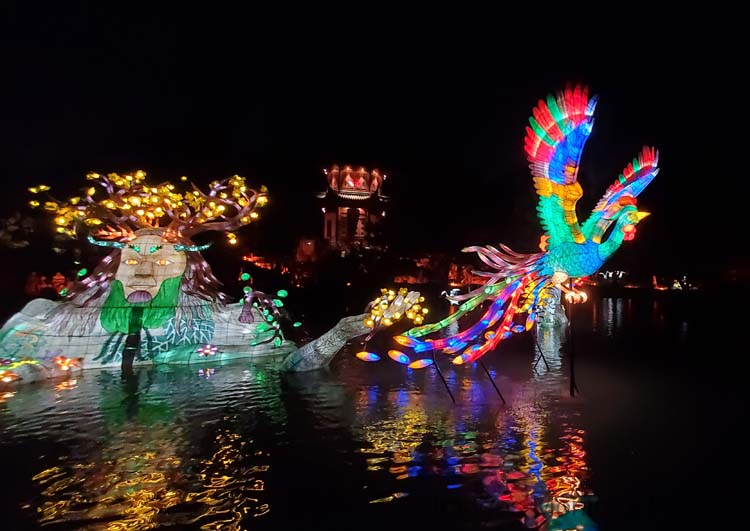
[397,85,658,364]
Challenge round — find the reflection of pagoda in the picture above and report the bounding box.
[317,165,389,249]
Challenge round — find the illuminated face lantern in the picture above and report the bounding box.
[117,231,187,303]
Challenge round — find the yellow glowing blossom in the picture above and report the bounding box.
[30,171,269,241]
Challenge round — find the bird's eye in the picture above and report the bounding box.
[124,258,139,265]
[155,258,172,266]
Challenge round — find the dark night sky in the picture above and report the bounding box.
[1,4,745,275]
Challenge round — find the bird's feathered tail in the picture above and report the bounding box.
[396,245,549,365]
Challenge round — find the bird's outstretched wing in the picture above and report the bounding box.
[581,146,659,242]
[525,85,597,246]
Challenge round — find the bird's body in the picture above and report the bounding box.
[543,240,603,278]
[393,85,659,365]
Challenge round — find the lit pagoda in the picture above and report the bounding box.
[317,165,389,249]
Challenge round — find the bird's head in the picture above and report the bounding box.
[619,205,650,241]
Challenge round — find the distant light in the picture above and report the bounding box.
[77,268,87,277]
[240,273,251,281]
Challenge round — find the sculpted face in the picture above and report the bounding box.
[116,234,187,302]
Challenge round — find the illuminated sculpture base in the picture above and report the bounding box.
[0,298,369,385]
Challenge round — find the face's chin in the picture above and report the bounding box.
[126,290,154,303]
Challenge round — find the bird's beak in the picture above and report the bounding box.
[636,211,650,221]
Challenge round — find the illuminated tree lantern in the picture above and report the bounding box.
[2,170,395,381]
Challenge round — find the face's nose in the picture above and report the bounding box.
[135,260,154,276]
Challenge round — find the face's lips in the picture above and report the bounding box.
[127,290,153,303]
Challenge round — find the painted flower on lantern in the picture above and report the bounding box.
[197,344,219,357]
[53,356,81,371]
[0,371,21,383]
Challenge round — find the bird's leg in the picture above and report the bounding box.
[432,351,456,404]
[559,282,588,304]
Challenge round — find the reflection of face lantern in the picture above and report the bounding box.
[116,234,187,303]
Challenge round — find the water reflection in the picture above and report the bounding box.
[1,325,597,530]
[2,366,277,529]
[348,325,595,529]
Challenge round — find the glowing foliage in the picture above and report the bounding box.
[28,171,269,245]
[365,288,427,330]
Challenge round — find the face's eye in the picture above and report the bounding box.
[154,258,172,266]
[123,258,139,266]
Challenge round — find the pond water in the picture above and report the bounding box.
[0,291,744,530]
